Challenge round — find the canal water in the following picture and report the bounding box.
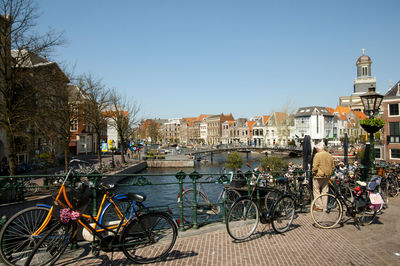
[117,152,302,221]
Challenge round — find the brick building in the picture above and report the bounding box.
[382,81,400,162]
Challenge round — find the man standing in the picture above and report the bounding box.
[312,142,334,210]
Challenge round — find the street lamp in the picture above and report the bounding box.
[360,87,384,179]
[360,87,384,118]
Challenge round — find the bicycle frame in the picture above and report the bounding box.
[32,162,134,238]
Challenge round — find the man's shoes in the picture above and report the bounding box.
[313,206,323,211]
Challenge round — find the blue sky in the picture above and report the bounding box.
[36,0,400,120]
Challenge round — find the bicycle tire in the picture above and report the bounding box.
[0,206,54,266]
[181,189,213,226]
[310,193,343,229]
[224,188,241,207]
[358,205,378,226]
[389,178,399,197]
[23,222,76,266]
[271,195,295,233]
[298,184,313,211]
[226,198,259,240]
[100,197,134,227]
[121,212,177,264]
[379,180,389,209]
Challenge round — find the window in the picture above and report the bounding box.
[389,104,399,116]
[71,119,78,131]
[391,149,400,159]
[389,122,400,135]
[375,148,381,159]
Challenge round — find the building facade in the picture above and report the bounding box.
[382,81,400,162]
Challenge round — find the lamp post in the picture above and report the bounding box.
[360,87,384,179]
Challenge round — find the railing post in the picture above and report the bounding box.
[91,174,101,216]
[175,171,186,232]
[189,171,201,229]
[245,170,252,196]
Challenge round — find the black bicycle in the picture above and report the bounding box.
[226,164,296,240]
[310,176,383,229]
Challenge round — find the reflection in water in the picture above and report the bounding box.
[117,152,302,221]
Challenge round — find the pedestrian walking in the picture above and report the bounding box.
[312,141,334,211]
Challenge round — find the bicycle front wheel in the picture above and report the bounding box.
[24,222,76,266]
[311,194,343,229]
[0,206,53,266]
[271,195,295,233]
[121,212,177,264]
[226,198,259,240]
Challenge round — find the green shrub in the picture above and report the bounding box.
[259,156,288,172]
[360,118,385,127]
[225,152,243,171]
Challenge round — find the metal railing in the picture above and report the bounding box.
[0,169,313,232]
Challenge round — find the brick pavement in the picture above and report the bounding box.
[49,197,400,266]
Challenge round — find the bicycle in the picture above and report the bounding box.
[22,160,178,265]
[178,173,241,227]
[264,170,312,213]
[0,159,146,265]
[226,163,296,240]
[25,189,178,265]
[310,175,383,229]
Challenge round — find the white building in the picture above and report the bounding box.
[294,107,334,145]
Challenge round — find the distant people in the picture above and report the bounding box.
[312,142,334,211]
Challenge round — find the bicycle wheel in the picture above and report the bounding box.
[181,189,213,226]
[0,206,54,266]
[389,178,399,197]
[100,198,134,227]
[264,190,282,213]
[121,212,177,264]
[226,198,259,240]
[298,184,313,211]
[24,222,75,266]
[379,180,389,209]
[310,194,343,229]
[224,188,241,207]
[271,195,295,233]
[358,205,378,226]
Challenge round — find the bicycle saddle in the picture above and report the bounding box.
[127,193,146,203]
[356,181,367,187]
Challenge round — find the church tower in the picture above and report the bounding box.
[353,48,376,94]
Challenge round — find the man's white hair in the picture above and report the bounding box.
[316,141,325,150]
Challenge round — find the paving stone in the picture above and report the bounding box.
[43,197,400,265]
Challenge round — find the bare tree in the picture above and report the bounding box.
[275,98,296,147]
[78,74,109,168]
[107,89,141,164]
[148,120,161,143]
[0,0,64,175]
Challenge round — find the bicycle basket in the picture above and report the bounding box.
[230,178,247,188]
[52,181,92,215]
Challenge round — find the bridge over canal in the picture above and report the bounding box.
[185,146,303,161]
